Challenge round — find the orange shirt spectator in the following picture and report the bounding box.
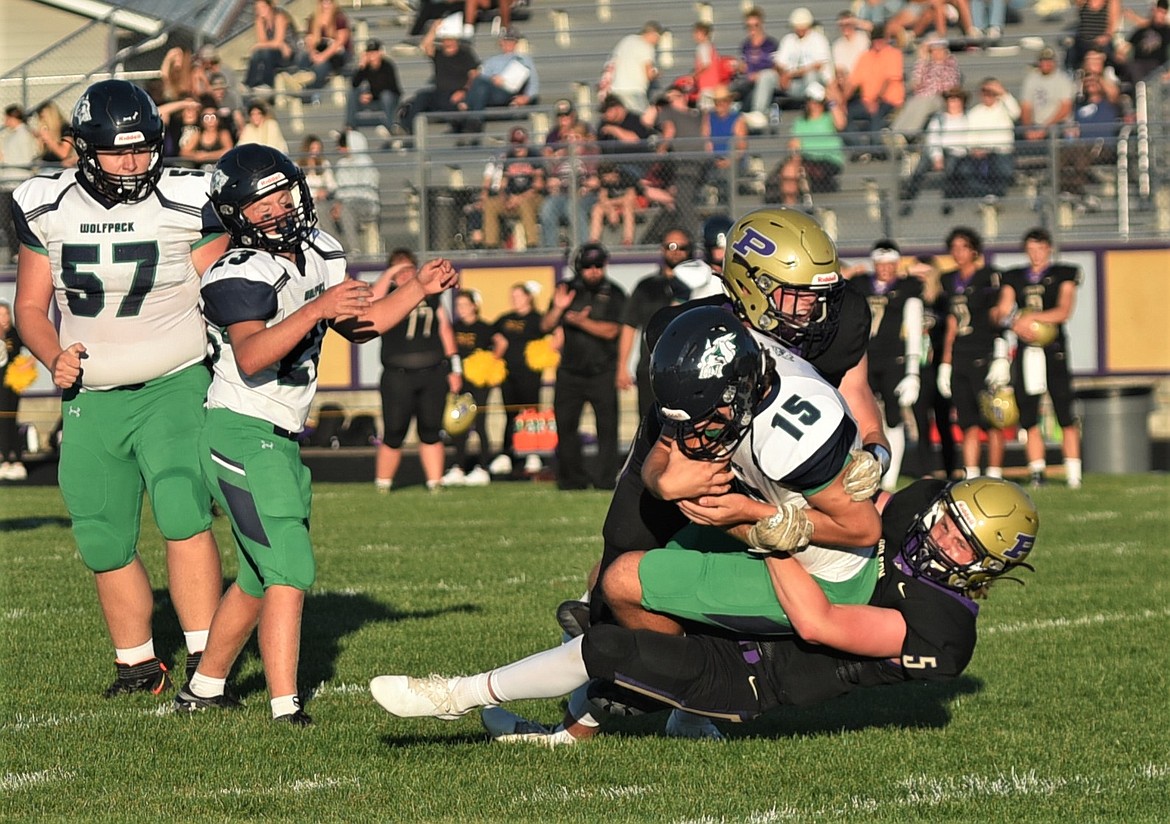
[845,34,905,108]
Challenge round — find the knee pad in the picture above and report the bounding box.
[150,466,213,541]
[74,520,139,573]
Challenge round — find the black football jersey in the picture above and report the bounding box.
[380,292,446,369]
[847,274,924,363]
[942,266,1003,358]
[1002,263,1080,351]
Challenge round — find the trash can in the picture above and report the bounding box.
[426,188,462,250]
[1076,386,1154,473]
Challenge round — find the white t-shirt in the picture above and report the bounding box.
[610,34,657,97]
[774,30,834,85]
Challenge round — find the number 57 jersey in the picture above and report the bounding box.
[200,232,347,433]
[13,167,222,389]
[732,328,869,583]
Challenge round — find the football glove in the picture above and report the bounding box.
[842,448,882,501]
[747,502,814,555]
[894,372,921,407]
[986,357,1011,390]
[937,363,953,399]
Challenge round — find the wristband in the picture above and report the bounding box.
[863,443,892,476]
[449,354,462,375]
[1000,309,1018,330]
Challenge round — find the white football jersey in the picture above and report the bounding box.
[13,167,221,389]
[731,329,870,582]
[200,231,347,433]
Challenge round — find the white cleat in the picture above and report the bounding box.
[481,707,580,748]
[488,454,513,476]
[369,675,469,720]
[664,709,725,740]
[463,466,491,486]
[441,466,466,487]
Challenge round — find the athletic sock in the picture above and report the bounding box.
[454,636,589,709]
[964,466,981,479]
[1028,459,1047,475]
[271,694,300,719]
[115,640,156,666]
[986,466,1003,479]
[183,630,209,656]
[188,672,226,699]
[565,684,602,729]
[881,423,906,491]
[1065,458,1082,487]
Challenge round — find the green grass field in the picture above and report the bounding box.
[2,477,1168,822]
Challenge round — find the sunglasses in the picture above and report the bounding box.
[663,241,692,252]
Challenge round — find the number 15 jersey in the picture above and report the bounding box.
[13,167,223,390]
[200,231,347,433]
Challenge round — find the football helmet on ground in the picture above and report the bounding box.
[720,207,844,359]
[209,144,316,253]
[904,478,1038,595]
[649,305,768,461]
[71,79,164,203]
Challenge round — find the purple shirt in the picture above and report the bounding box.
[741,35,779,76]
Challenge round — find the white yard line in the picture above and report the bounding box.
[984,605,1170,635]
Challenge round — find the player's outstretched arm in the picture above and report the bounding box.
[338,258,458,342]
[764,553,907,656]
[231,279,372,375]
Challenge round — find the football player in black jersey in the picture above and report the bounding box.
[999,228,1083,489]
[936,227,1011,480]
[846,239,925,490]
[369,477,1038,744]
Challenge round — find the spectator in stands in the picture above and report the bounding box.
[194,45,241,104]
[773,81,846,206]
[297,0,353,91]
[964,76,1020,202]
[463,28,539,133]
[639,85,706,242]
[596,96,658,180]
[590,161,640,246]
[1122,0,1170,82]
[402,18,480,134]
[770,7,834,107]
[300,134,339,237]
[890,37,962,142]
[33,102,76,167]
[406,0,514,40]
[842,24,905,156]
[603,21,663,114]
[333,129,381,256]
[899,87,972,214]
[856,0,911,45]
[246,0,298,90]
[541,117,599,248]
[160,46,196,102]
[1058,74,1122,206]
[540,242,627,491]
[831,11,871,85]
[692,22,730,111]
[1,105,40,261]
[1066,0,1120,71]
[179,104,234,170]
[969,0,1007,42]
[617,228,694,417]
[890,0,977,42]
[1018,46,1076,153]
[346,39,402,134]
[161,98,201,162]
[206,73,245,142]
[702,86,749,201]
[481,127,543,249]
[731,7,780,118]
[1077,47,1123,101]
[236,100,288,152]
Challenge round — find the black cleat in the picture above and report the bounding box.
[174,685,242,712]
[104,658,172,698]
[556,600,591,639]
[1029,471,1047,488]
[275,709,314,726]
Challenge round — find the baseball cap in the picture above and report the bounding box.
[366,39,382,51]
[790,7,814,28]
[804,81,826,102]
[1037,46,1057,61]
[554,98,574,116]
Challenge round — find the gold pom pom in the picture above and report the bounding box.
[3,355,38,395]
[524,336,560,372]
[462,349,507,387]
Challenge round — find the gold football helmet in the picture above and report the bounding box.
[720,207,844,358]
[1020,311,1058,347]
[905,478,1039,594]
[979,386,1020,429]
[442,392,477,437]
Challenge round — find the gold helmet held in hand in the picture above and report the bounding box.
[443,392,477,437]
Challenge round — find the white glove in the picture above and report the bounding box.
[747,502,814,555]
[937,363,952,399]
[894,373,921,407]
[842,448,882,501]
[986,357,1011,389]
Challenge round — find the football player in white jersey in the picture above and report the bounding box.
[174,144,456,725]
[12,79,230,697]
[602,305,883,637]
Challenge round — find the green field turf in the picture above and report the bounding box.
[2,477,1168,822]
